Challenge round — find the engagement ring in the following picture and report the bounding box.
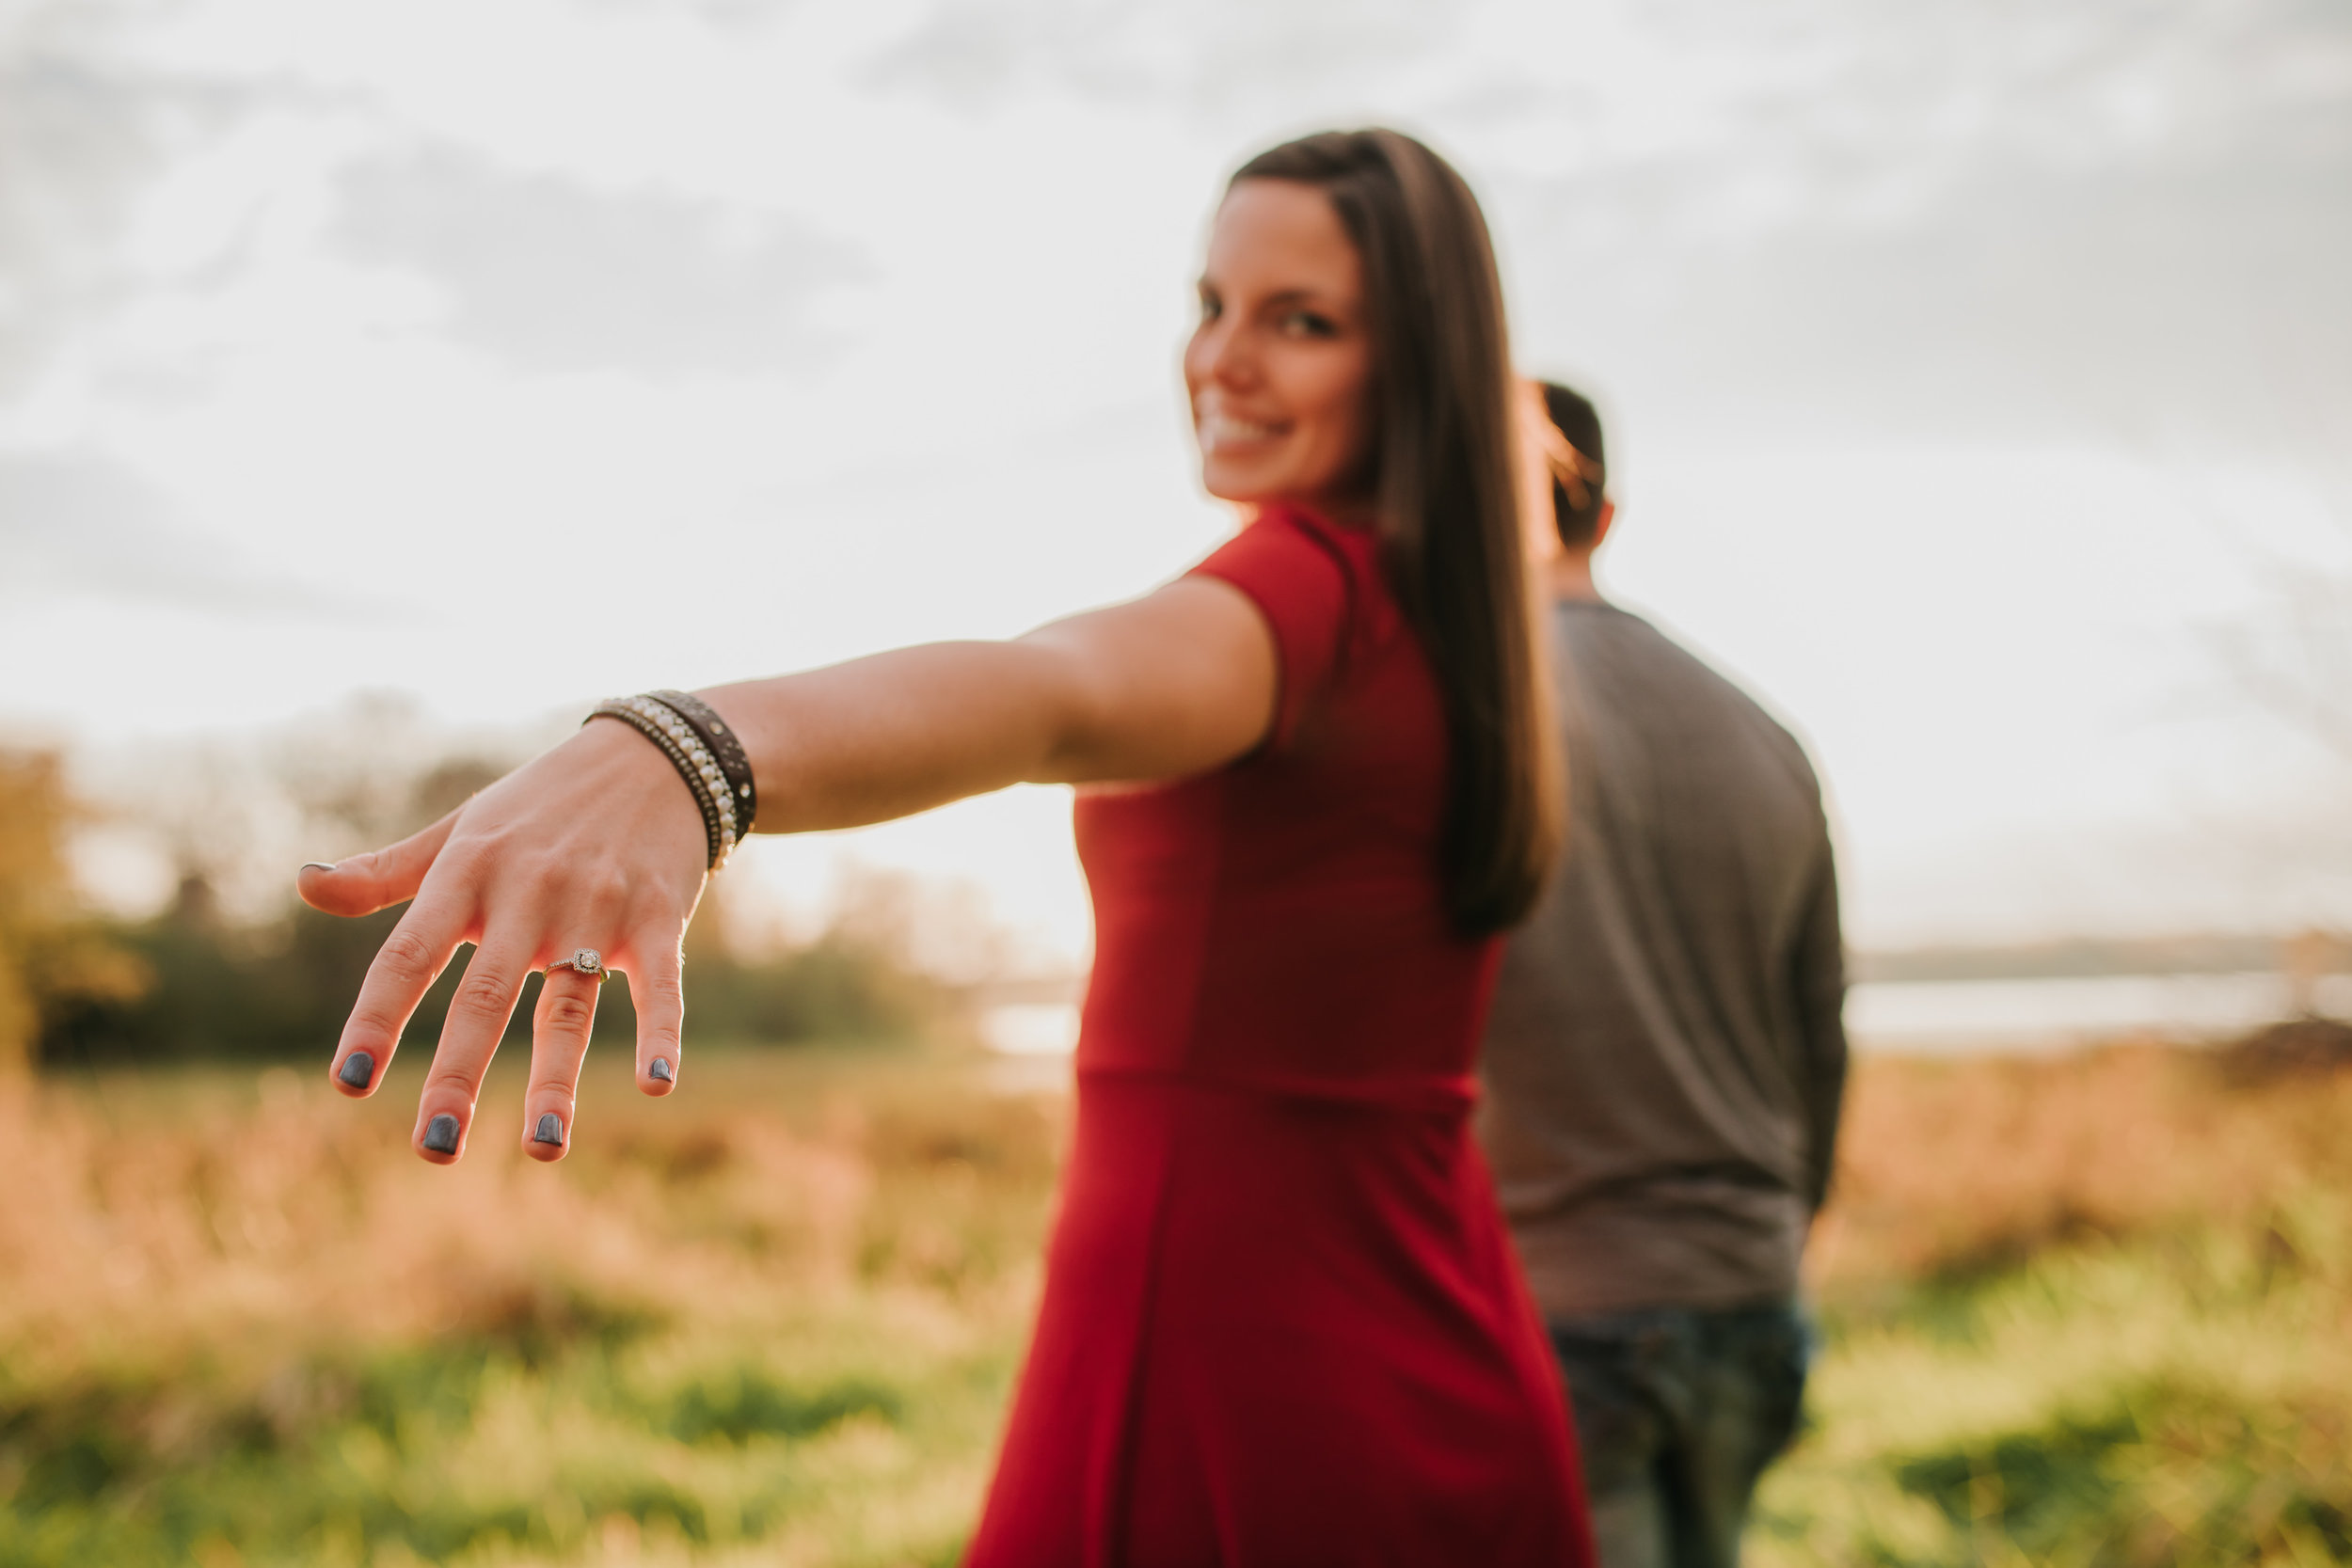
[548,948,607,980]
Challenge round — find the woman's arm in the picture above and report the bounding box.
[298,574,1277,1164]
[708,576,1278,830]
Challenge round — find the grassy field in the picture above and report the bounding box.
[1,1037,2346,1566]
[1757,1040,2352,1567]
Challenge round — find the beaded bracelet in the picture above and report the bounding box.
[586,694,746,869]
[647,689,756,836]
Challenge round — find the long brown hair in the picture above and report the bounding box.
[1231,129,1563,935]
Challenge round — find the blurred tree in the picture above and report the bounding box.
[36,725,975,1064]
[41,845,955,1067]
[41,746,523,1065]
[2214,562,2352,764]
[2197,480,2352,950]
[0,750,148,1071]
[672,868,949,1050]
[265,691,520,849]
[95,691,529,927]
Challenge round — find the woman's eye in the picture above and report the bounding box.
[1279,309,1338,339]
[1197,293,1222,322]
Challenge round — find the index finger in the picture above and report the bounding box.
[327,888,469,1099]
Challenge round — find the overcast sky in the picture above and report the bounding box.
[4,0,2349,959]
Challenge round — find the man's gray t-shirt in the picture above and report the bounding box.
[1479,600,1848,1320]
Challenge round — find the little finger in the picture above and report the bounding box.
[628,927,686,1095]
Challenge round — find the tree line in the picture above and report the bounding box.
[0,747,954,1073]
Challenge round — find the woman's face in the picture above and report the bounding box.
[1184,179,1376,515]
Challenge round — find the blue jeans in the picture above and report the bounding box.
[1548,1302,1811,1568]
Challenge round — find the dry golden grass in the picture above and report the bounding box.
[1,1049,1061,1378]
[1811,1040,2352,1291]
[2,1037,2346,1564]
[0,1045,1067,1567]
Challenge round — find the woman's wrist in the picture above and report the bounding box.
[584,692,754,868]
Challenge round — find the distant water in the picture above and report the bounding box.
[978,974,2352,1069]
[1846,973,2351,1054]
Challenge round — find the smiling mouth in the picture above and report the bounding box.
[1197,412,1285,451]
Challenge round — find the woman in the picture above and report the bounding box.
[304,128,1594,1565]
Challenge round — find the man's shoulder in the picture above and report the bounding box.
[1555,601,1821,790]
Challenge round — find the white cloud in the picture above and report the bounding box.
[331,144,874,375]
[3,0,2350,958]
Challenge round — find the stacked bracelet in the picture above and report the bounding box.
[647,689,757,833]
[586,693,755,870]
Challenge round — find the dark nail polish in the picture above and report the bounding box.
[648,1057,674,1084]
[422,1114,460,1154]
[301,862,339,872]
[338,1052,374,1089]
[533,1112,564,1147]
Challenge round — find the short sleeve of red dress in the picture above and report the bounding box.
[1185,505,1372,752]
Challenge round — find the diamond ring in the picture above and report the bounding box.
[548,947,607,981]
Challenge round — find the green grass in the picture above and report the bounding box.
[1756,1196,2352,1567]
[0,1302,1018,1567]
[1,1043,2346,1564]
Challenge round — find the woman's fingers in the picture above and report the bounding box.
[299,808,462,918]
[308,722,710,1157]
[522,965,601,1162]
[411,940,533,1164]
[329,890,469,1098]
[628,928,686,1095]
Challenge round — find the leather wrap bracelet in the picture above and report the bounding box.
[648,689,756,834]
[586,693,753,870]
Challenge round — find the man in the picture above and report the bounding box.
[1481,382,1849,1568]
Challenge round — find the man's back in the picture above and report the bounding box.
[1480,599,1847,1321]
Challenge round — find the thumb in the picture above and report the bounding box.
[297,808,461,917]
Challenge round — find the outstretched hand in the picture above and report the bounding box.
[293,572,1283,1167]
[299,717,710,1164]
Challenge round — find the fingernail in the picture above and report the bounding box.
[301,862,339,872]
[337,1051,374,1089]
[533,1112,564,1147]
[648,1057,674,1084]
[422,1114,460,1155]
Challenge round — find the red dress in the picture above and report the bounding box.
[966,505,1595,1568]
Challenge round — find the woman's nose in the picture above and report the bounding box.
[1200,322,1258,389]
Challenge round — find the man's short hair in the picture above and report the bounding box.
[1539,381,1608,548]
